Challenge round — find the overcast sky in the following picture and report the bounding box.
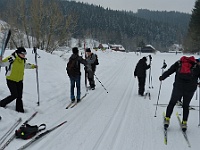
[72,0,196,14]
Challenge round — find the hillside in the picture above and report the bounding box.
[60,1,190,50]
[0,0,192,51]
[135,9,191,30]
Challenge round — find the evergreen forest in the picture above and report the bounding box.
[0,0,198,52]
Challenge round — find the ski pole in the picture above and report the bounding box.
[148,67,151,88]
[94,73,108,93]
[148,55,153,88]
[84,41,88,93]
[196,89,198,100]
[0,29,11,71]
[33,47,40,106]
[148,62,151,88]
[199,85,200,127]
[197,80,199,100]
[154,60,167,117]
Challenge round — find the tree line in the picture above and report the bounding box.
[184,0,200,53]
[0,0,77,53]
[0,0,198,52]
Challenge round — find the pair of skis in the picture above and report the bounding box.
[157,104,197,111]
[163,112,191,147]
[17,120,67,150]
[0,112,38,150]
[0,111,67,150]
[66,93,88,109]
[0,118,22,147]
[0,29,11,61]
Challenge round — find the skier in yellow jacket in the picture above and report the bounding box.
[0,47,37,113]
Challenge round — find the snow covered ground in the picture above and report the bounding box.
[0,48,200,150]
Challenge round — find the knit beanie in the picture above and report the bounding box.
[86,48,91,52]
[142,57,147,61]
[16,47,27,55]
[72,47,78,54]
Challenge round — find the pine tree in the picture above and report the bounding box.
[184,0,200,52]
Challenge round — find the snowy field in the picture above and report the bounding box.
[0,48,200,150]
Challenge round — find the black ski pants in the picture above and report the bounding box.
[137,76,146,95]
[166,87,194,121]
[0,79,24,112]
[87,70,95,88]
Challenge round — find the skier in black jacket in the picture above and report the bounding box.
[66,47,87,103]
[159,56,200,131]
[134,57,150,96]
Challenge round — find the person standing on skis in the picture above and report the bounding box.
[85,48,98,90]
[0,47,37,113]
[134,56,151,96]
[66,47,87,103]
[160,56,200,131]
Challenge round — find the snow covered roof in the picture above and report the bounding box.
[101,44,109,47]
[145,44,155,50]
[110,44,125,51]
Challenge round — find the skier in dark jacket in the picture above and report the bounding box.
[67,47,87,103]
[134,57,150,96]
[160,56,200,131]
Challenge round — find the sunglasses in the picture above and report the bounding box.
[20,52,27,55]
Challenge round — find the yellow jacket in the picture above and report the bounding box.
[0,53,35,82]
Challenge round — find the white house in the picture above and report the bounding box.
[109,44,125,52]
[168,44,183,53]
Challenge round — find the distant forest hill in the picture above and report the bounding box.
[0,0,191,51]
[60,1,191,51]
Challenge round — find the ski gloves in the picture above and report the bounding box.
[159,76,164,81]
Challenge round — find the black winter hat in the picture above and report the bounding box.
[86,48,91,52]
[142,57,147,61]
[72,47,79,54]
[16,47,27,55]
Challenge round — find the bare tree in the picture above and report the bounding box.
[30,0,46,49]
[30,0,77,52]
[2,0,77,52]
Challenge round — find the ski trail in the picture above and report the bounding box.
[90,56,137,150]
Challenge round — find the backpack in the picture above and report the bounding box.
[15,124,46,140]
[66,57,78,77]
[177,56,196,80]
[94,54,99,65]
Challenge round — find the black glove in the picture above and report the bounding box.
[159,76,164,81]
[162,61,167,69]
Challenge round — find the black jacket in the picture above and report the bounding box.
[67,54,87,77]
[161,61,200,92]
[134,58,150,77]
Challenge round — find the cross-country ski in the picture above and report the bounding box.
[163,112,167,145]
[0,118,22,146]
[0,112,37,150]
[176,112,191,148]
[17,121,67,150]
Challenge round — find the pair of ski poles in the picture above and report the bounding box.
[32,47,40,106]
[85,69,108,94]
